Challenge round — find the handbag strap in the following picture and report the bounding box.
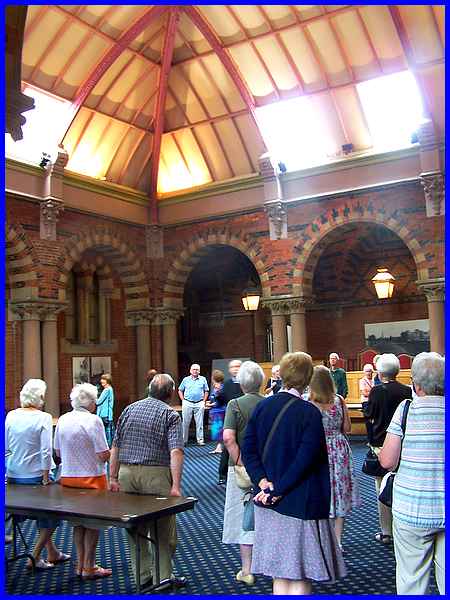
[262,396,298,463]
[393,399,411,473]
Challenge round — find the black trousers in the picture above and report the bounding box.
[218,447,229,480]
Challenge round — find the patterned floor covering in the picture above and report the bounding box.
[5,441,439,595]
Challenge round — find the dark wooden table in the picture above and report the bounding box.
[6,484,197,593]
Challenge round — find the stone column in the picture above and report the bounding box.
[41,304,65,417]
[99,289,113,343]
[288,298,309,353]
[417,278,445,355]
[22,312,42,381]
[155,309,183,384]
[75,271,93,344]
[263,299,290,363]
[127,310,153,398]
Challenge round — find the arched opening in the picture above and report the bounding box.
[306,222,429,368]
[179,245,269,379]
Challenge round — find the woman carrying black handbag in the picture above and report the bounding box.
[361,354,412,544]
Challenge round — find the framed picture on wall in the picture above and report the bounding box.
[90,357,112,390]
[72,357,90,386]
[364,319,430,356]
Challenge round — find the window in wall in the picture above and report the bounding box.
[5,84,71,164]
[356,70,426,152]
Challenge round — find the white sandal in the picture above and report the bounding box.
[26,558,55,570]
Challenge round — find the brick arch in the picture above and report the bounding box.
[6,224,40,300]
[292,203,430,297]
[163,228,271,309]
[57,227,149,310]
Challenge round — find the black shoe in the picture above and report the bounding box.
[152,576,187,592]
[218,478,226,485]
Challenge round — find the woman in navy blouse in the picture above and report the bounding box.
[242,352,346,594]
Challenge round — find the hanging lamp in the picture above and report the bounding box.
[372,267,395,299]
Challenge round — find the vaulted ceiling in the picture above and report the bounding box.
[22,5,445,197]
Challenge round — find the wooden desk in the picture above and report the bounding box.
[6,484,197,593]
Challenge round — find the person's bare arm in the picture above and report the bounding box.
[379,433,401,471]
[169,448,184,496]
[109,445,120,491]
[97,449,110,462]
[223,428,240,464]
[341,398,352,434]
[178,389,185,402]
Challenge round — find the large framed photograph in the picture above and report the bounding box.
[364,319,430,356]
[90,357,112,389]
[72,357,90,386]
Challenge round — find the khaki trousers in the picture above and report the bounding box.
[372,446,392,536]
[118,464,177,585]
[393,518,445,595]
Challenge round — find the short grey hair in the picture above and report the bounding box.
[376,353,400,379]
[150,373,175,401]
[363,363,374,373]
[237,361,264,393]
[70,383,98,409]
[271,364,280,375]
[412,352,444,396]
[329,352,339,360]
[20,379,47,408]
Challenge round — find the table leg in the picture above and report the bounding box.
[153,520,160,586]
[7,516,35,570]
[134,528,141,594]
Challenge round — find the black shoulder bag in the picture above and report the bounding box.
[362,384,389,477]
[378,400,411,508]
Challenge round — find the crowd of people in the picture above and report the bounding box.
[5,350,444,595]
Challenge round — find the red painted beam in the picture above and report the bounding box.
[149,7,181,218]
[182,6,259,128]
[60,4,169,144]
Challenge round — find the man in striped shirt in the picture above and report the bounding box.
[380,352,445,595]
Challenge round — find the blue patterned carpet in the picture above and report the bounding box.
[5,441,438,595]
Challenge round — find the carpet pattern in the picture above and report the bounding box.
[5,442,439,595]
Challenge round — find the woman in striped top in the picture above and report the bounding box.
[380,352,445,595]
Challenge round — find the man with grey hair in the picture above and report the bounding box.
[178,363,209,446]
[222,361,265,585]
[110,374,185,592]
[362,353,412,544]
[380,352,444,594]
[329,352,348,398]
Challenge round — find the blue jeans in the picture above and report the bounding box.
[7,476,60,529]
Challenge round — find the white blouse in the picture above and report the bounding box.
[54,408,108,478]
[5,408,55,478]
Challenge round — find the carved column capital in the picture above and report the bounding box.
[419,171,445,217]
[264,200,287,240]
[11,301,66,321]
[40,198,64,241]
[261,297,291,316]
[258,153,276,178]
[126,309,154,326]
[416,278,445,302]
[153,308,184,325]
[285,296,313,314]
[146,224,164,259]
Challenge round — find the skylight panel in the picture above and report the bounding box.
[255,95,338,172]
[356,71,426,151]
[5,85,71,165]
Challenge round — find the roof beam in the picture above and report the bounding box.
[176,5,365,67]
[388,6,434,124]
[182,6,259,129]
[59,4,168,145]
[150,7,181,213]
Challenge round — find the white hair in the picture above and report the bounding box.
[237,361,264,394]
[190,364,200,370]
[363,363,374,373]
[20,379,47,408]
[271,364,280,375]
[376,353,400,379]
[70,383,98,410]
[412,352,444,396]
[329,352,339,360]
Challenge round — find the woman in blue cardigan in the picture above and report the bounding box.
[242,352,346,594]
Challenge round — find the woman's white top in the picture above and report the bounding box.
[54,408,108,477]
[5,408,55,478]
